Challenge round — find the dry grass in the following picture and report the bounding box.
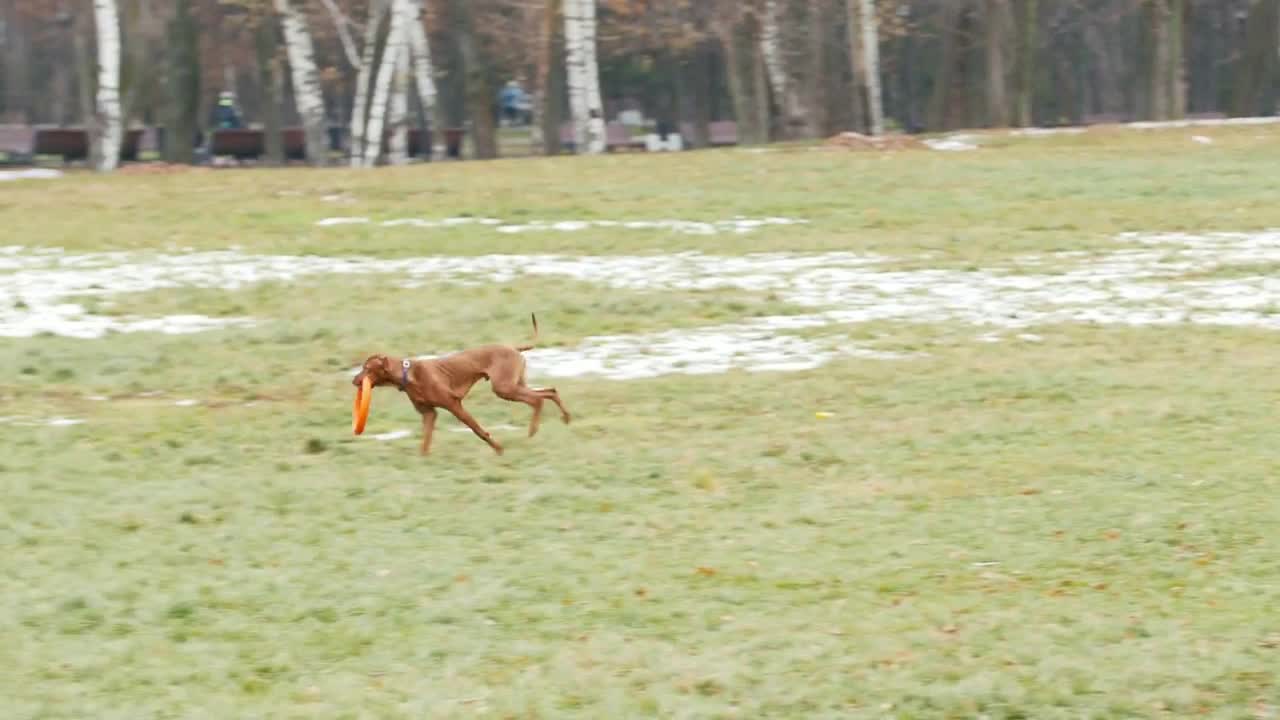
[3,125,1280,718]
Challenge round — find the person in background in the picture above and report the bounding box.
[212,90,243,130]
[498,80,527,127]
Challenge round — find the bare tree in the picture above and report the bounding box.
[532,0,564,155]
[985,0,1011,126]
[1232,0,1279,116]
[1015,0,1037,126]
[348,0,386,165]
[858,0,884,135]
[253,3,284,165]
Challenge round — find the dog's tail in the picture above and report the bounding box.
[516,313,538,352]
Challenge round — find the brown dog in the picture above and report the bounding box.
[352,314,570,455]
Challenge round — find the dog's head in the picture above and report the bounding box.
[353,354,396,388]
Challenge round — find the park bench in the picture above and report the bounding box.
[31,127,142,163]
[0,124,34,164]
[210,128,265,159]
[605,122,646,152]
[707,121,739,147]
[210,126,350,162]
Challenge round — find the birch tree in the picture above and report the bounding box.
[564,0,605,154]
[760,0,806,137]
[92,0,123,172]
[274,0,328,165]
[857,0,883,135]
[349,0,387,165]
[362,0,410,167]
[404,0,438,146]
[387,42,411,164]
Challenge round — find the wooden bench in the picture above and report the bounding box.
[209,128,266,159]
[558,121,646,152]
[0,124,35,164]
[32,127,143,162]
[708,121,739,147]
[1081,113,1129,126]
[605,122,646,152]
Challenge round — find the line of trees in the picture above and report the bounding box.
[1,0,1277,171]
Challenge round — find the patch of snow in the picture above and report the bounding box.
[0,415,84,426]
[316,215,809,236]
[1009,127,1087,137]
[0,168,62,182]
[924,135,980,152]
[1191,135,1214,145]
[369,429,412,441]
[315,217,370,226]
[10,228,1280,380]
[1126,116,1280,130]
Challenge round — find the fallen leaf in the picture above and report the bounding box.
[695,566,717,577]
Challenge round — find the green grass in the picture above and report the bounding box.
[4,126,1280,718]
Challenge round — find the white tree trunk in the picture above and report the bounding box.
[93,0,123,172]
[404,0,438,138]
[564,0,605,154]
[362,0,410,167]
[349,0,387,166]
[387,41,410,164]
[859,0,884,135]
[760,0,805,134]
[275,0,329,165]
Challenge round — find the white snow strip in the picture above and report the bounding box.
[315,217,370,226]
[0,168,62,182]
[9,229,1280,380]
[1009,127,1088,137]
[1126,116,1280,130]
[0,416,85,427]
[923,135,980,152]
[315,215,809,236]
[369,429,413,441]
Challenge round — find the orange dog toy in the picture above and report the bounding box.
[352,375,372,435]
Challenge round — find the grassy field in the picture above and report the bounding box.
[4,125,1280,719]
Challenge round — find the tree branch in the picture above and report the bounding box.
[318,0,364,69]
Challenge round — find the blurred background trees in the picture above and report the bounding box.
[1,0,1276,167]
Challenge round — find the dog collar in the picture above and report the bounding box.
[398,358,411,392]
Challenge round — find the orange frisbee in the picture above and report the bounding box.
[352,375,372,435]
